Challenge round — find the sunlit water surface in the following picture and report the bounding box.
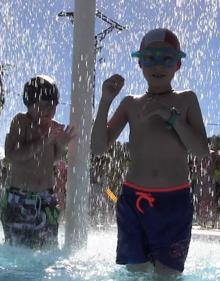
[0,225,219,281]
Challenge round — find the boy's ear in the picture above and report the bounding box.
[138,60,142,68]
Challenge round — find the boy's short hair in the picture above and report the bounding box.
[23,75,59,107]
[140,28,181,51]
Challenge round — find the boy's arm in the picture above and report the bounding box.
[53,123,75,162]
[54,142,67,161]
[91,96,129,155]
[52,122,67,161]
[172,91,209,158]
[91,74,126,155]
[5,114,50,162]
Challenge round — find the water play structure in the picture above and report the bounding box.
[64,0,96,248]
[0,0,220,280]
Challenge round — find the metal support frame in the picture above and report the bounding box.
[58,9,126,53]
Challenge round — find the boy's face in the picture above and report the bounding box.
[139,42,181,89]
[28,100,57,125]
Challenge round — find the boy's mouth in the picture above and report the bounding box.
[152,74,166,78]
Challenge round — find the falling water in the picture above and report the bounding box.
[0,0,220,280]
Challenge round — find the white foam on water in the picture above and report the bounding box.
[0,225,220,281]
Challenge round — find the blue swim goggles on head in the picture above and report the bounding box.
[131,47,186,67]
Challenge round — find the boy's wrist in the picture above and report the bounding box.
[165,107,181,129]
[100,95,113,105]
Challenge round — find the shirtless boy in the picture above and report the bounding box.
[0,75,74,248]
[91,28,208,277]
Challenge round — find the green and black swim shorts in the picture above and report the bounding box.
[0,187,60,248]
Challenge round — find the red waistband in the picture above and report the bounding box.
[123,181,191,193]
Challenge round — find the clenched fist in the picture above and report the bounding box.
[102,74,125,102]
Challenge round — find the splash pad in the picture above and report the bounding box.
[0,0,220,280]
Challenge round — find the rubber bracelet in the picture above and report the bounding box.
[165,107,180,129]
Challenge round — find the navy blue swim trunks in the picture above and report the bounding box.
[116,181,193,272]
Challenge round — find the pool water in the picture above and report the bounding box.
[0,225,220,281]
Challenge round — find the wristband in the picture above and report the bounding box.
[165,107,181,129]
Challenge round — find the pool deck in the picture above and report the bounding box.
[192,226,220,241]
[1,224,220,243]
[95,223,220,241]
[94,223,220,241]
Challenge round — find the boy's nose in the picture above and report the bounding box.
[152,63,164,70]
[42,103,54,111]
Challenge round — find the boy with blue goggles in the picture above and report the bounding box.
[132,47,186,67]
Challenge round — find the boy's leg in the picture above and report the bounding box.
[126,261,154,273]
[116,189,151,267]
[126,259,182,275]
[43,223,59,247]
[155,260,181,276]
[145,188,193,274]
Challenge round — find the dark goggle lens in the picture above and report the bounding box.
[131,47,186,67]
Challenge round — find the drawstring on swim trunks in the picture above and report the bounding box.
[124,181,191,215]
[35,194,42,219]
[135,191,155,213]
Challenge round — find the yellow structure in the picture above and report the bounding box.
[105,187,118,203]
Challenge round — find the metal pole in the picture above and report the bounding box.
[64,0,96,248]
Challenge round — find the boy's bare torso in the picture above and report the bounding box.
[109,91,193,187]
[6,113,56,192]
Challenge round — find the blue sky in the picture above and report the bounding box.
[0,0,220,151]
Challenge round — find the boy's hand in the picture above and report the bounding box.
[41,124,75,146]
[50,125,76,146]
[102,74,124,102]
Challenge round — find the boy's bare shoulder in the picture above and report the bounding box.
[7,113,29,141]
[51,119,64,129]
[121,93,145,105]
[175,89,197,98]
[175,90,199,104]
[52,119,62,125]
[10,112,29,127]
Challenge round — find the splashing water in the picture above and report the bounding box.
[0,0,220,280]
[0,225,220,281]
